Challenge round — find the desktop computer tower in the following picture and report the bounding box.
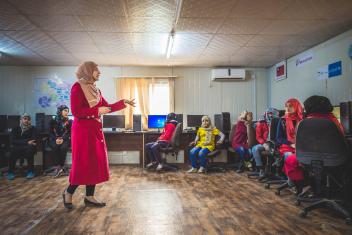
[0,115,7,132]
[176,114,183,123]
[340,101,352,134]
[133,114,142,132]
[35,113,45,132]
[214,112,231,133]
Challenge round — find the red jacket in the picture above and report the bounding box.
[231,121,248,149]
[255,121,269,144]
[69,82,126,185]
[158,123,176,142]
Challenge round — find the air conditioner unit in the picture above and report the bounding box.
[211,68,246,81]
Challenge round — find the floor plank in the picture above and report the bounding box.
[0,166,351,235]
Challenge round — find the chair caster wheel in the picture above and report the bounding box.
[275,190,280,195]
[346,218,352,225]
[299,210,307,218]
[294,200,301,206]
[264,184,270,189]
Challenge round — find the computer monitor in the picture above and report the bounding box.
[103,115,125,130]
[0,115,7,132]
[43,115,55,133]
[187,115,203,128]
[7,115,21,129]
[148,115,167,129]
[332,106,341,123]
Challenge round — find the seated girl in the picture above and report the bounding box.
[187,116,224,173]
[283,95,343,183]
[49,105,72,177]
[145,113,178,171]
[251,108,279,177]
[275,98,303,187]
[232,111,254,173]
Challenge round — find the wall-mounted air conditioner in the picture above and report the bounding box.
[211,68,246,81]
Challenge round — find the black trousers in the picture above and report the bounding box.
[9,145,36,173]
[51,140,69,167]
[67,184,95,196]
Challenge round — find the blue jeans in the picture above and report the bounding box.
[252,144,265,167]
[145,141,169,164]
[235,146,250,161]
[189,147,211,168]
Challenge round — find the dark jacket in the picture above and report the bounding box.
[276,118,293,146]
[10,126,37,146]
[49,119,72,143]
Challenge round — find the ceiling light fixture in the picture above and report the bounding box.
[165,0,183,59]
[166,30,175,59]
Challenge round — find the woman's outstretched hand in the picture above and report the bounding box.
[124,99,136,107]
[98,106,111,115]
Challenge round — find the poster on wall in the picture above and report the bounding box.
[316,60,342,80]
[275,60,287,82]
[295,51,313,67]
[34,76,74,114]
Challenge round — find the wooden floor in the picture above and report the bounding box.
[0,166,351,235]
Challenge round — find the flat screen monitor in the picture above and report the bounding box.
[148,115,167,129]
[187,115,203,128]
[332,106,341,123]
[7,115,21,129]
[103,115,125,129]
[0,115,7,132]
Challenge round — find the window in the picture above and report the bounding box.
[133,80,171,115]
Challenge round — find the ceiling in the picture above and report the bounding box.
[0,0,352,67]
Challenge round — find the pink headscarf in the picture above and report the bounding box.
[76,61,100,107]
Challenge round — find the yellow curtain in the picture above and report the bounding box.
[116,77,175,130]
[116,78,135,129]
[136,78,150,130]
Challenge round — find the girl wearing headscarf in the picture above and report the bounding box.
[187,115,225,173]
[276,98,304,158]
[49,105,72,177]
[231,111,255,173]
[7,113,37,180]
[251,108,279,177]
[63,61,135,209]
[283,96,343,182]
[145,113,178,171]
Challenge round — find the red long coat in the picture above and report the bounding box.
[69,82,126,185]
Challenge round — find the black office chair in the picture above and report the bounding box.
[264,118,290,189]
[205,137,226,173]
[158,123,183,171]
[294,119,352,224]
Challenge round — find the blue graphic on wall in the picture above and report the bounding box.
[328,61,342,78]
[35,77,74,113]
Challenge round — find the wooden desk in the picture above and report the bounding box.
[104,131,144,166]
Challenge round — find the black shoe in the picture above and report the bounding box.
[84,198,106,207]
[62,190,73,210]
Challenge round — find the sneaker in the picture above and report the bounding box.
[259,169,265,178]
[54,168,64,178]
[187,168,198,173]
[7,172,15,180]
[198,167,206,173]
[156,164,164,171]
[146,162,156,169]
[26,171,35,179]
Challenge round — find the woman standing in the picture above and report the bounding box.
[63,61,135,209]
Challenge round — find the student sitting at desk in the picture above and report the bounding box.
[187,115,225,173]
[283,95,344,184]
[49,105,72,178]
[7,113,37,180]
[145,113,178,171]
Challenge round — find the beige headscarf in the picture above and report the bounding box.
[76,61,101,107]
